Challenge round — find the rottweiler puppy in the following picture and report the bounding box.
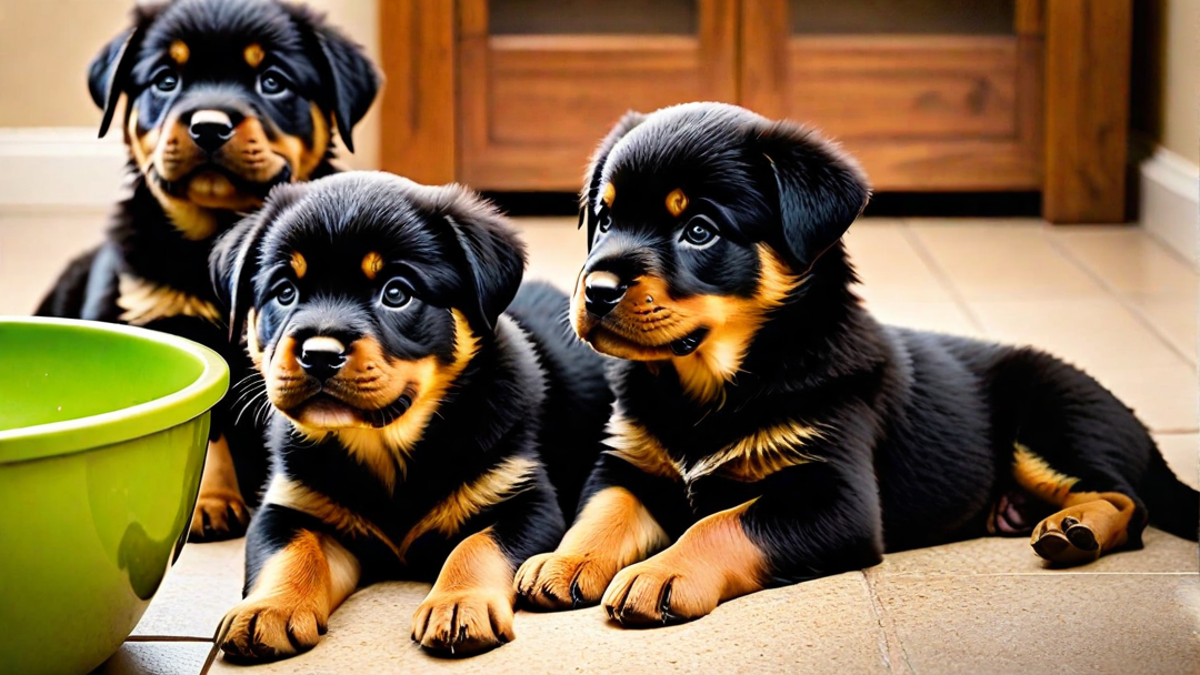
[209,172,611,660]
[36,0,378,541]
[515,102,1200,626]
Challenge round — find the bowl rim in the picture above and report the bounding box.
[0,317,229,464]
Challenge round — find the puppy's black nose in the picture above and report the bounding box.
[584,271,628,317]
[188,110,235,153]
[298,336,346,382]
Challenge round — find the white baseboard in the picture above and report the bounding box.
[0,127,129,209]
[1139,146,1199,267]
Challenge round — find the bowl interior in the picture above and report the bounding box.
[0,323,203,431]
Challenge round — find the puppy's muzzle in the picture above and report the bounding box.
[584,271,628,318]
[298,336,346,382]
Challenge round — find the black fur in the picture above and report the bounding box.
[213,172,611,654]
[567,102,1198,601]
[37,0,379,537]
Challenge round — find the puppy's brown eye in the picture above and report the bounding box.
[381,278,411,308]
[275,282,297,306]
[681,215,717,247]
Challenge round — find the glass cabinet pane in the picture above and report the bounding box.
[789,0,1015,35]
[489,0,698,35]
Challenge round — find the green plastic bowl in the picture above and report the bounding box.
[0,317,228,675]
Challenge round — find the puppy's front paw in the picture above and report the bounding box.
[601,561,719,627]
[514,552,614,610]
[189,489,249,542]
[412,589,514,656]
[217,595,328,663]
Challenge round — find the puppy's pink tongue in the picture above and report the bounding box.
[300,397,359,428]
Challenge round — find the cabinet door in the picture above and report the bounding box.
[459,0,737,191]
[742,0,1043,191]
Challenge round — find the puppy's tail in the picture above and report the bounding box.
[1142,450,1199,542]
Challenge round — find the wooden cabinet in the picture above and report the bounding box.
[381,0,1132,222]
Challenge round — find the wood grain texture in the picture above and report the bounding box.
[458,0,738,191]
[739,0,788,118]
[787,36,1019,140]
[379,0,456,185]
[1043,0,1133,223]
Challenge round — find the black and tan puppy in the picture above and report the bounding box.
[515,102,1200,626]
[209,172,611,660]
[36,0,378,541]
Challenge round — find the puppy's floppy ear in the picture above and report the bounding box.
[443,192,527,334]
[753,121,871,272]
[210,184,307,342]
[580,110,646,249]
[286,6,380,154]
[89,5,161,138]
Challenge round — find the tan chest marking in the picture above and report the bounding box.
[397,455,540,561]
[685,420,823,483]
[263,476,401,559]
[604,408,681,480]
[117,274,222,326]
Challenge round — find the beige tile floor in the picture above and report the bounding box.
[1,214,1197,674]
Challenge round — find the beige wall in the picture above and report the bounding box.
[0,0,381,169]
[1160,0,1198,161]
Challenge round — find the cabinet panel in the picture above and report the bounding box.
[458,0,737,192]
[787,37,1019,140]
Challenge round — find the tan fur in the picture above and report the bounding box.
[514,487,669,610]
[264,309,480,488]
[573,246,801,403]
[687,420,824,483]
[602,499,765,624]
[169,40,189,65]
[244,43,265,68]
[189,434,249,540]
[602,182,615,207]
[269,103,330,182]
[361,251,384,280]
[125,99,329,239]
[665,188,688,217]
[245,308,263,366]
[218,531,360,660]
[1013,443,1080,506]
[290,251,307,279]
[604,408,681,480]
[412,529,517,654]
[263,475,401,558]
[1032,492,1139,564]
[116,274,223,326]
[398,456,540,560]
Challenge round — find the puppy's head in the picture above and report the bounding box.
[211,172,525,447]
[90,0,379,240]
[573,102,869,401]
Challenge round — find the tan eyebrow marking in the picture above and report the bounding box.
[244,43,265,69]
[666,188,688,217]
[290,251,307,279]
[362,252,384,280]
[169,41,189,65]
[602,183,616,207]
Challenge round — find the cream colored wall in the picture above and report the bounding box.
[0,0,380,169]
[1160,0,1199,162]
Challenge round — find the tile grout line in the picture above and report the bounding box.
[1041,231,1198,369]
[199,640,221,675]
[897,220,990,336]
[124,635,214,643]
[859,569,914,675]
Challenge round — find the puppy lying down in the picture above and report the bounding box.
[210,172,611,659]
